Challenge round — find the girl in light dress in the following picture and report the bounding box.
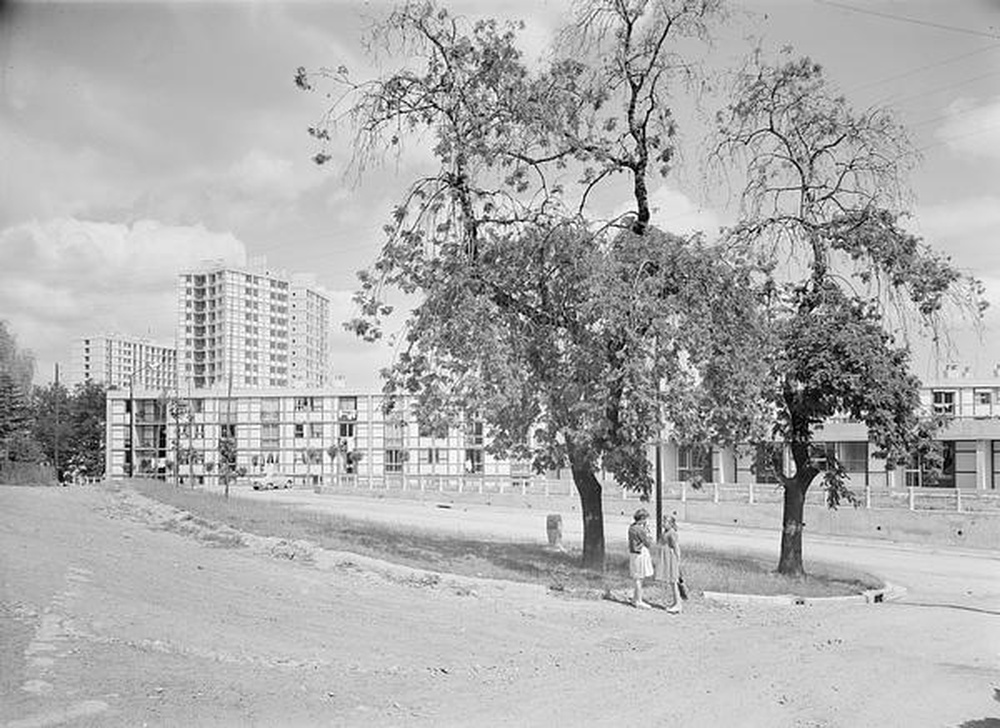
[627,508,655,608]
[654,514,682,613]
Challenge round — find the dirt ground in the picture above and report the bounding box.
[1,485,998,728]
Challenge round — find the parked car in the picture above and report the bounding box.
[251,472,294,490]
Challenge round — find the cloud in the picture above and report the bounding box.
[935,96,1000,160]
[912,196,1000,272]
[608,184,724,236]
[0,218,248,379]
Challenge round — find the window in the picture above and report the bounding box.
[465,420,484,446]
[262,424,279,450]
[421,448,444,465]
[294,423,305,439]
[464,449,484,474]
[309,423,323,438]
[294,397,317,412]
[841,442,868,473]
[974,389,993,417]
[339,422,355,438]
[932,390,956,416]
[677,445,712,483]
[812,442,837,469]
[385,419,406,444]
[385,449,406,473]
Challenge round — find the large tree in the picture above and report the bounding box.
[31,381,72,479]
[713,51,984,576]
[0,322,37,468]
[0,321,35,393]
[301,0,768,569]
[67,380,107,479]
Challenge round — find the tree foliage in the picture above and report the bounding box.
[0,322,36,468]
[301,0,763,569]
[31,380,107,480]
[713,50,984,575]
[0,321,35,393]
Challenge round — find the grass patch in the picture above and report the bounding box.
[128,480,881,599]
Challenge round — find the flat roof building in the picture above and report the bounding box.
[68,334,177,391]
[176,259,331,391]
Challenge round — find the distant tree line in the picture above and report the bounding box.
[0,321,106,484]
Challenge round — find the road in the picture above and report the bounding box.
[2,484,998,727]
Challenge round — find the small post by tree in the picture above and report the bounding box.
[712,50,985,576]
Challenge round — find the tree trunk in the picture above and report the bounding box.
[777,477,807,577]
[569,444,605,571]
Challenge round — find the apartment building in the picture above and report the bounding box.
[68,334,177,391]
[289,276,330,388]
[104,377,1000,493]
[104,387,531,486]
[176,260,331,390]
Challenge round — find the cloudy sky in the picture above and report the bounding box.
[1,0,998,390]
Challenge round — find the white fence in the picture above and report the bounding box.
[312,475,1000,514]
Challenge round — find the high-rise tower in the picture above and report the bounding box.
[176,259,330,390]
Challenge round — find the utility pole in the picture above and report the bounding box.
[224,367,233,499]
[187,376,194,489]
[54,363,61,484]
[172,387,180,488]
[655,440,663,542]
[129,371,135,478]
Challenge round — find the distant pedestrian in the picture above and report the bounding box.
[628,508,654,609]
[654,513,682,613]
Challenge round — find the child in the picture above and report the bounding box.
[627,508,654,608]
[654,513,682,613]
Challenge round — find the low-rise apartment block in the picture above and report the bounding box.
[104,378,1000,493]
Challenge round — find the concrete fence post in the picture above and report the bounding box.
[865,484,871,510]
[521,480,527,496]
[748,481,755,505]
[908,486,915,511]
[681,481,687,503]
[544,481,550,497]
[956,488,963,513]
[713,482,719,504]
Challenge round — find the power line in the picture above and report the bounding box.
[916,121,1000,153]
[875,70,1000,110]
[814,0,1000,40]
[852,42,1000,94]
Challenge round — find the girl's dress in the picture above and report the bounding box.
[654,529,680,584]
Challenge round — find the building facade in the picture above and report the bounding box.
[68,334,177,391]
[105,379,1000,492]
[176,260,331,391]
[104,387,533,487]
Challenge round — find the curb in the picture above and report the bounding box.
[702,582,907,607]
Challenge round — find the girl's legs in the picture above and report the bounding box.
[633,578,648,607]
[667,583,682,612]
